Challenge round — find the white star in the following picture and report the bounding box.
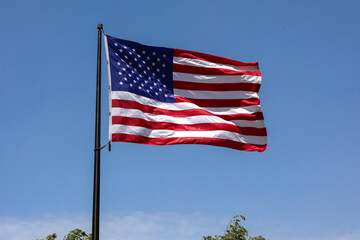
[128,74,132,77]
[157,79,161,82]
[134,58,137,61]
[115,53,119,56]
[120,49,123,53]
[152,73,156,76]
[143,70,147,74]
[124,55,128,59]
[141,83,144,87]
[131,70,135,74]
[159,88,162,92]
[150,86,153,89]
[152,62,155,66]
[162,74,166,78]
[129,52,132,55]
[165,94,168,97]
[147,56,150,60]
[118,72,122,75]
[132,48,136,52]
[122,68,126,71]
[119,81,123,85]
[136,77,139,80]
[148,76,151,80]
[130,83,133,87]
[138,86,141,89]
[163,54,166,57]
[153,83,157,86]
[133,80,136,83]
[129,62,133,65]
[152,52,156,55]
[142,60,146,64]
[137,54,140,58]
[145,80,148,84]
[124,77,128,80]
[114,43,118,46]
[139,64,142,68]
[162,64,166,67]
[123,46,127,49]
[163,84,167,88]
[142,50,146,54]
[147,67,150,70]
[146,90,150,93]
[156,69,160,72]
[157,58,160,62]
[155,92,158,95]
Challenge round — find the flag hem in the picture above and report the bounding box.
[104,34,113,143]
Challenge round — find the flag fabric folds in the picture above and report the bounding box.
[104,34,267,152]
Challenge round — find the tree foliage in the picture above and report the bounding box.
[37,215,265,240]
[37,229,91,240]
[63,229,91,240]
[203,215,266,240]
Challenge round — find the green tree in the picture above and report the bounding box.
[36,233,57,240]
[37,229,91,240]
[203,215,266,240]
[38,215,265,240]
[63,229,91,240]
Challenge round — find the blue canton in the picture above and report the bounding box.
[107,35,175,103]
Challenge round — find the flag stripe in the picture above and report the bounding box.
[110,107,265,128]
[174,49,259,68]
[175,97,260,108]
[176,97,260,108]
[173,89,259,100]
[111,124,267,145]
[111,92,262,113]
[112,133,266,152]
[173,80,260,92]
[112,116,267,136]
[173,72,262,84]
[173,56,259,72]
[111,99,263,119]
[173,63,261,76]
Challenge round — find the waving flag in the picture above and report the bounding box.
[104,34,267,152]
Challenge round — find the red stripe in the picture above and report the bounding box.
[112,116,267,136]
[173,63,261,76]
[173,80,260,92]
[174,49,259,68]
[112,99,264,121]
[112,133,267,152]
[175,97,260,108]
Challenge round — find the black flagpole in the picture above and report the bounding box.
[92,23,103,240]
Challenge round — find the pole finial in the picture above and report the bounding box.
[97,24,103,30]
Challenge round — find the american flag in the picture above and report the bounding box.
[105,34,267,152]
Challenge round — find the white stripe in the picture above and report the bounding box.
[112,108,264,128]
[111,124,267,145]
[173,57,259,72]
[111,91,262,115]
[174,89,259,100]
[203,105,262,115]
[112,108,230,124]
[173,72,261,84]
[231,120,266,129]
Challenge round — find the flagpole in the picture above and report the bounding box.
[92,23,103,240]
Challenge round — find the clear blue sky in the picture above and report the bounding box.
[1,0,359,239]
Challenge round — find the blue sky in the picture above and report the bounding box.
[1,0,359,239]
